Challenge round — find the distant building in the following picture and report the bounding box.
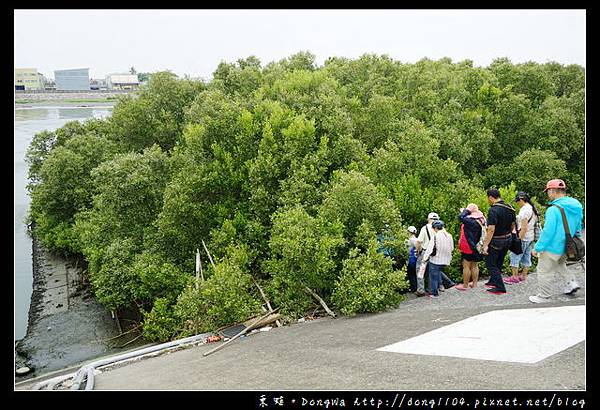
[90,78,107,90]
[106,74,139,90]
[54,68,90,91]
[15,68,42,90]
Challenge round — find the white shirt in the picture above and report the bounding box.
[517,203,536,242]
[422,229,454,266]
[417,224,434,252]
[405,236,418,251]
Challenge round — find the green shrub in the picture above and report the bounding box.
[32,218,81,257]
[142,297,179,342]
[159,246,262,340]
[132,251,191,304]
[319,170,400,248]
[90,238,140,311]
[198,246,262,329]
[265,206,345,317]
[332,241,408,315]
[173,283,210,337]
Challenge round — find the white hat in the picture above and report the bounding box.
[427,212,440,220]
[407,226,417,234]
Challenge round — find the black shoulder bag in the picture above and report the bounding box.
[552,205,585,262]
[426,226,437,256]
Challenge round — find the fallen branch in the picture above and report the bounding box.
[99,325,141,343]
[203,309,279,357]
[243,312,282,330]
[253,278,281,327]
[116,333,142,349]
[201,240,216,269]
[304,286,336,318]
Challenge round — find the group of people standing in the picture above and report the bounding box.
[405,213,457,298]
[404,179,584,303]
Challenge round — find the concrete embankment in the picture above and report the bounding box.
[15,90,134,102]
[15,235,144,382]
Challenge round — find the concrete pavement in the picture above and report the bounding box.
[15,266,585,390]
[87,268,585,390]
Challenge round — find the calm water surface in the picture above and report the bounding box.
[14,106,113,340]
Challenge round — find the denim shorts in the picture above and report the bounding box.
[509,240,534,267]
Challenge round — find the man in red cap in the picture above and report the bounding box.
[529,179,584,303]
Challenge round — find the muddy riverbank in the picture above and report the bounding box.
[15,234,145,381]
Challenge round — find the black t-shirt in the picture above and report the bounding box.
[487,201,516,236]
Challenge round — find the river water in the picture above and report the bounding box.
[14,106,113,341]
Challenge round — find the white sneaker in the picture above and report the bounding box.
[564,281,581,295]
[529,295,551,304]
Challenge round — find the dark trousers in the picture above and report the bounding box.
[407,262,417,292]
[441,271,455,289]
[485,237,511,292]
[424,264,455,290]
[428,263,445,296]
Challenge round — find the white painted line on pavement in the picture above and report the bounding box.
[377,306,585,363]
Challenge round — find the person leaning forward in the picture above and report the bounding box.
[481,188,516,294]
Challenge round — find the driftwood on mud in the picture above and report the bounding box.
[304,286,336,318]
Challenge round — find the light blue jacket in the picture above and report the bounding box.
[535,196,583,255]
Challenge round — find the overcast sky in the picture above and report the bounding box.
[14,9,585,80]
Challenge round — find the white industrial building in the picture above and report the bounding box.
[54,68,90,91]
[105,74,140,90]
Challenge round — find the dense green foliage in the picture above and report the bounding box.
[332,240,408,316]
[265,206,345,317]
[26,53,585,340]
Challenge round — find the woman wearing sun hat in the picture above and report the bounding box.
[456,203,486,290]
